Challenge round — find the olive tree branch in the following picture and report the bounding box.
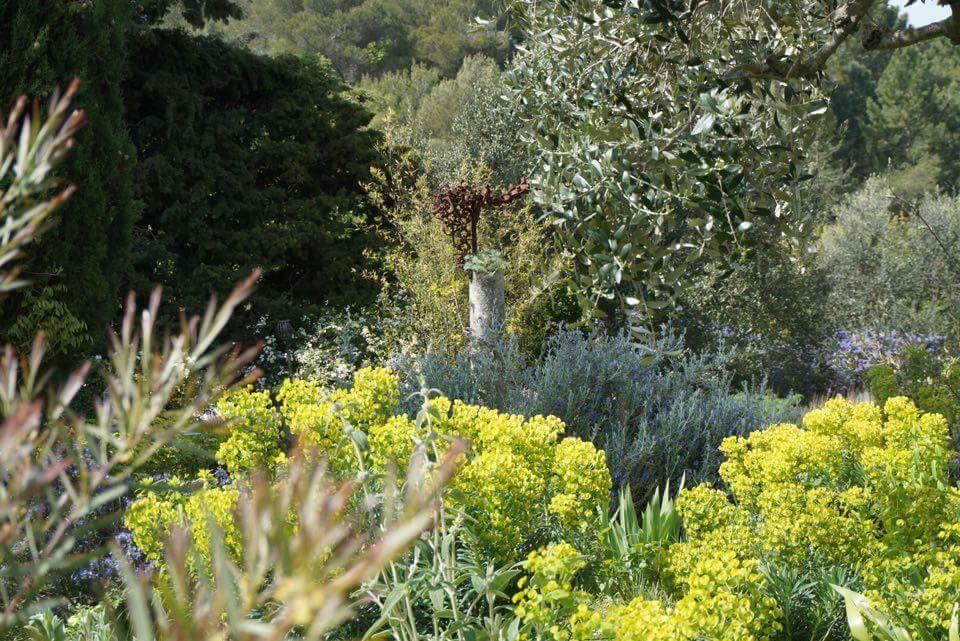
[731,0,880,79]
[862,1,960,50]
[701,0,960,80]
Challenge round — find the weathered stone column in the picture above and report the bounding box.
[469,268,505,346]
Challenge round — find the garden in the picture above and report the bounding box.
[2,0,960,639]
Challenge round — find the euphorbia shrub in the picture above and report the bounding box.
[519,396,960,640]
[127,368,611,567]
[867,346,960,444]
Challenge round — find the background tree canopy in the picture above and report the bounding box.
[359,54,525,185]
[3,0,960,359]
[207,0,512,82]
[136,0,241,27]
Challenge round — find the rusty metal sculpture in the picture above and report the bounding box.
[431,178,530,267]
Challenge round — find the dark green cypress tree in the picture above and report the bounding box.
[0,0,139,354]
[124,29,383,332]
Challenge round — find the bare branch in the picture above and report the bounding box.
[862,2,960,51]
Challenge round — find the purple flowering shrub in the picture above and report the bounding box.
[827,329,946,393]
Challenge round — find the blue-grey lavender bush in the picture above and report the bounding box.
[395,329,801,502]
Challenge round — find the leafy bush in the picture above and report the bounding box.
[0,83,455,641]
[718,399,960,639]
[25,603,116,641]
[218,0,510,82]
[119,445,459,641]
[361,502,523,641]
[867,346,960,444]
[0,0,139,353]
[828,329,946,394]
[249,306,402,388]
[3,285,90,359]
[678,242,834,397]
[511,541,588,640]
[361,55,526,186]
[818,178,960,339]
[684,175,960,399]
[369,159,573,355]
[506,0,826,323]
[214,387,285,474]
[126,29,384,332]
[0,80,247,626]
[397,329,801,500]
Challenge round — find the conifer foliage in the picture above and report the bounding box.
[125,29,383,327]
[0,0,139,351]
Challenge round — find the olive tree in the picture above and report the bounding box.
[505,0,960,326]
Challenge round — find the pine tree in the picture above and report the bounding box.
[865,38,960,193]
[825,1,902,183]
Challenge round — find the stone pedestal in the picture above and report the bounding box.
[468,269,505,346]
